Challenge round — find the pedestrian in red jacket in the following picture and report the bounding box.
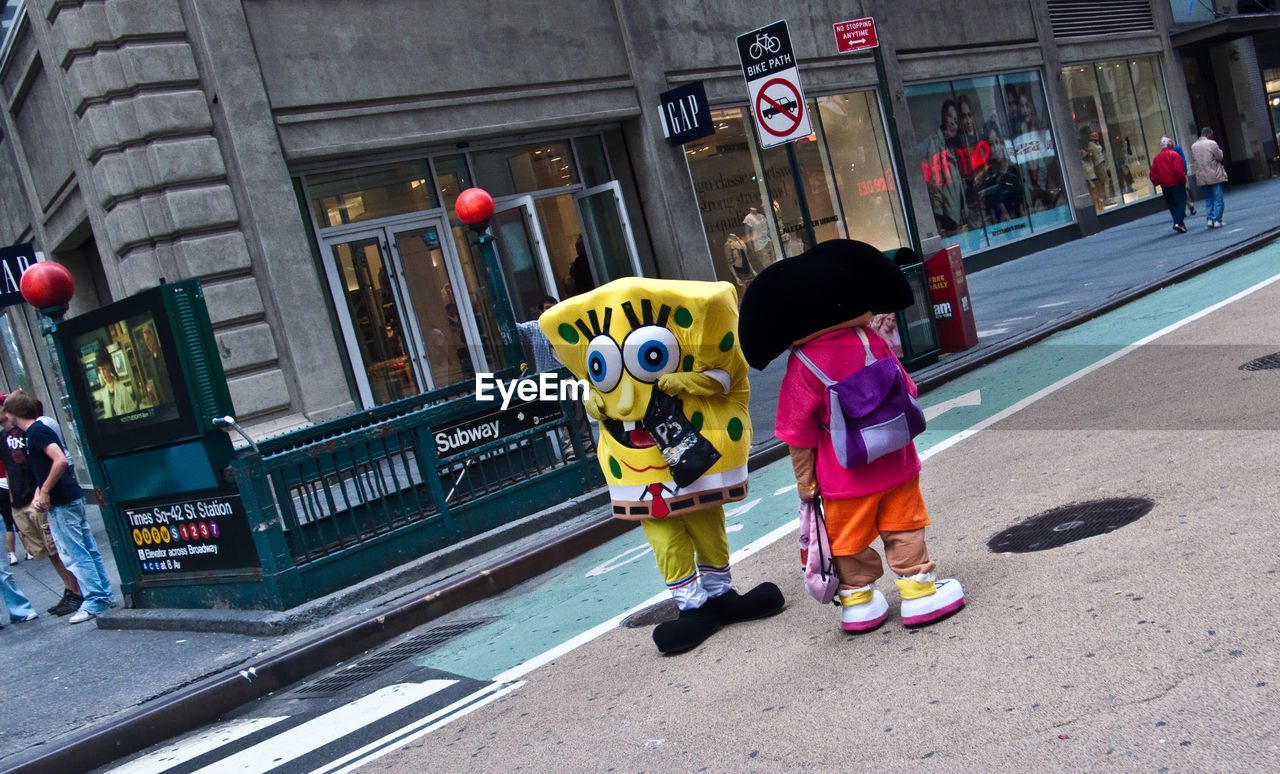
[1149,137,1188,233]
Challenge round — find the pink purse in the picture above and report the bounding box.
[798,499,840,604]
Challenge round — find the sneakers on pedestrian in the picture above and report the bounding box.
[24,552,33,561]
[1173,224,1187,233]
[6,552,15,565]
[48,590,84,616]
[1215,220,1225,228]
[896,574,965,627]
[68,609,96,624]
[838,585,889,632]
[1188,203,1197,215]
[13,611,37,622]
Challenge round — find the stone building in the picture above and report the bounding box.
[0,0,1275,449]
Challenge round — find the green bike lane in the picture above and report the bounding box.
[418,239,1280,682]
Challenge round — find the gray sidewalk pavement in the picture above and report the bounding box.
[1,177,1277,773]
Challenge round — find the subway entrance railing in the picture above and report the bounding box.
[110,370,602,612]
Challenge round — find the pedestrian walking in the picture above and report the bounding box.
[0,392,86,615]
[1191,127,1228,228]
[2,391,115,623]
[1171,141,1198,216]
[1149,137,1188,233]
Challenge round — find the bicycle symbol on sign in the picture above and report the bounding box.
[748,31,781,60]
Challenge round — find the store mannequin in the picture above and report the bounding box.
[742,207,771,264]
[724,233,753,285]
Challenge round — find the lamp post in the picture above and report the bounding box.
[454,187,523,371]
[18,260,81,450]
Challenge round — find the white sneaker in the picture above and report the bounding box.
[14,611,37,622]
[6,552,15,565]
[838,585,889,632]
[896,575,966,627]
[1215,220,1225,228]
[68,610,96,624]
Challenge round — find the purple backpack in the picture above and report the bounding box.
[797,500,839,604]
[793,327,925,469]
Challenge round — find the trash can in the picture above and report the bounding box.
[924,244,978,352]
[883,248,941,371]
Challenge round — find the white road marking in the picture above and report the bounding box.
[1037,301,1070,308]
[923,389,982,421]
[977,327,1009,336]
[774,483,797,496]
[108,717,287,774]
[314,682,522,774]
[191,680,455,773]
[725,498,761,518]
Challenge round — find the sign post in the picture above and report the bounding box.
[736,20,812,149]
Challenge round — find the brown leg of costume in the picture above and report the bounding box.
[834,529,935,588]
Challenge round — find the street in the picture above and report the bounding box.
[99,238,1280,773]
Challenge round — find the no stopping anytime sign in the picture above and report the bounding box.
[736,20,812,148]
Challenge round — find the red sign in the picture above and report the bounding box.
[833,17,878,53]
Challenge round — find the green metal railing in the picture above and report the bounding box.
[224,368,601,606]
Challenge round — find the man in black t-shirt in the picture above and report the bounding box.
[0,395,84,616]
[3,391,115,623]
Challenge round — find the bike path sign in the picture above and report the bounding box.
[736,20,811,149]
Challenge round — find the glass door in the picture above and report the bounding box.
[491,197,556,322]
[574,181,642,283]
[386,221,485,388]
[321,216,487,407]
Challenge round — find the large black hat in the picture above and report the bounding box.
[738,239,915,370]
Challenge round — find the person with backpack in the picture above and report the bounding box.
[739,239,965,633]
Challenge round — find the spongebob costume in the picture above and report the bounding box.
[541,278,784,654]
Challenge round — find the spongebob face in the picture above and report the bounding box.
[541,278,751,519]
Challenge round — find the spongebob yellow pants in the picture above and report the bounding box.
[639,505,731,611]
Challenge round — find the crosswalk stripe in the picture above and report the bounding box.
[108,717,288,774]
[191,680,456,774]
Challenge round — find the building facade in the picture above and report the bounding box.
[0,0,1275,445]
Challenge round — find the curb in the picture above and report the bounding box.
[9,225,1277,774]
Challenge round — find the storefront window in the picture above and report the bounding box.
[686,92,910,292]
[1062,56,1174,214]
[471,141,579,197]
[906,71,1071,255]
[815,91,911,253]
[308,161,436,228]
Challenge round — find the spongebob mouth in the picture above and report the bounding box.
[602,418,657,449]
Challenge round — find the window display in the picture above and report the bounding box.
[1062,56,1175,213]
[686,92,910,292]
[905,71,1071,254]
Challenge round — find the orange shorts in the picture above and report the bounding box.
[823,476,930,555]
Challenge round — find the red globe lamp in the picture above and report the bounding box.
[20,260,75,312]
[455,187,495,230]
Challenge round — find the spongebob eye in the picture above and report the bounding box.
[585,335,623,391]
[622,326,680,383]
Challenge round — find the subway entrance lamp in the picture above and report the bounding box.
[455,187,523,369]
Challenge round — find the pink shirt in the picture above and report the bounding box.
[774,326,922,498]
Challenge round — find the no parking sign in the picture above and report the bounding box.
[736,20,812,149]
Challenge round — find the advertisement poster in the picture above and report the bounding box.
[905,71,1073,254]
[121,488,260,575]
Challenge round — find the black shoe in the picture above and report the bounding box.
[652,605,720,655]
[706,582,786,625]
[49,591,84,616]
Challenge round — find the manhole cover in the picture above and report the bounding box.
[987,497,1154,553]
[621,599,678,628]
[1240,352,1280,371]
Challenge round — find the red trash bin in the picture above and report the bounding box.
[924,244,978,352]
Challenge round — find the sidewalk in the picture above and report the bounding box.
[2,177,1278,773]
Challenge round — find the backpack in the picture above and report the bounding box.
[793,327,925,469]
[797,499,840,604]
